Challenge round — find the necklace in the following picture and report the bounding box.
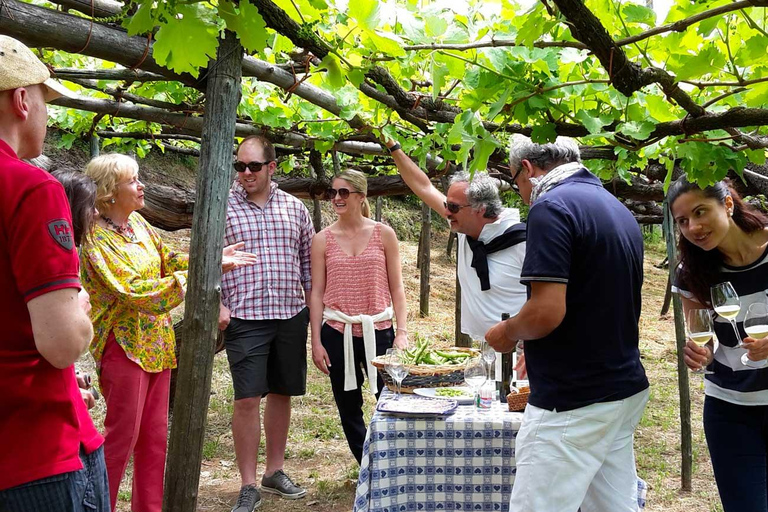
[102,215,137,242]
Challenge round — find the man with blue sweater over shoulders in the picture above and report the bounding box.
[486,134,649,512]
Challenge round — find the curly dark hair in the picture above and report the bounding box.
[668,175,768,304]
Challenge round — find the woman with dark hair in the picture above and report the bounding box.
[51,169,97,247]
[669,175,768,512]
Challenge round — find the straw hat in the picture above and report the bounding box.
[0,35,70,101]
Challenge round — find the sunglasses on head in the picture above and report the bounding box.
[325,188,362,200]
[444,201,471,214]
[234,160,272,173]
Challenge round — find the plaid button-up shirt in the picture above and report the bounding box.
[222,181,314,320]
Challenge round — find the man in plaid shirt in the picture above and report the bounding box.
[219,135,314,512]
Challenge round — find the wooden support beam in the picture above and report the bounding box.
[163,32,244,512]
[419,202,431,317]
[663,201,693,492]
[46,0,122,19]
[52,68,168,82]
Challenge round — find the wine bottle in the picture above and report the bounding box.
[499,313,511,402]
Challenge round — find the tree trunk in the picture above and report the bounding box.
[419,202,431,317]
[663,200,693,492]
[163,32,243,512]
[375,196,383,222]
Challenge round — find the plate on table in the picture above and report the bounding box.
[413,386,474,405]
[376,395,458,416]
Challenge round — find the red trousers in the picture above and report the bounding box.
[100,335,170,512]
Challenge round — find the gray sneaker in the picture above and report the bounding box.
[261,469,306,499]
[231,484,261,512]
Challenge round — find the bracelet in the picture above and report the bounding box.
[388,143,401,153]
[396,328,408,333]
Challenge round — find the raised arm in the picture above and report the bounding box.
[384,139,448,219]
[381,225,408,349]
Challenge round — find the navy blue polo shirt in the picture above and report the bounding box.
[521,168,649,411]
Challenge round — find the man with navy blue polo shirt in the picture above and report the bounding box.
[486,134,649,512]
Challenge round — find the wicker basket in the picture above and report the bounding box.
[371,347,480,393]
[506,385,530,411]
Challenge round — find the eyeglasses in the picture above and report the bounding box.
[325,188,362,200]
[510,166,523,193]
[234,160,272,173]
[444,201,471,214]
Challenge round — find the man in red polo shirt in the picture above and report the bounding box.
[0,36,109,512]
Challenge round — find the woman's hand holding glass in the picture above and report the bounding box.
[221,242,257,274]
[742,302,768,368]
[684,309,714,374]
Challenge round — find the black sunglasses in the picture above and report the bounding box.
[234,160,272,173]
[444,201,471,214]
[325,188,362,200]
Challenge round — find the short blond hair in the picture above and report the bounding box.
[84,153,139,213]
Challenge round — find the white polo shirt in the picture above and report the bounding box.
[456,208,527,340]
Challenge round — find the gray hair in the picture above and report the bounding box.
[449,171,503,218]
[508,134,581,174]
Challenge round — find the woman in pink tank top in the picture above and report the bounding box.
[309,169,408,464]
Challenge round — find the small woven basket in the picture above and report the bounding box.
[371,347,479,393]
[506,386,530,412]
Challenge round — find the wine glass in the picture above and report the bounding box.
[464,357,486,409]
[741,302,768,368]
[686,309,714,375]
[711,282,744,348]
[481,340,496,381]
[384,347,409,399]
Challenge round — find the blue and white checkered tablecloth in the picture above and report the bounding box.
[354,390,524,512]
[354,390,648,512]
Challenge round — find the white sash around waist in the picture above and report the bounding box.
[323,306,394,394]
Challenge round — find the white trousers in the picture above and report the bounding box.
[510,388,649,512]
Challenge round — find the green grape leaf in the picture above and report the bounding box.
[220,1,270,53]
[126,0,155,36]
[645,95,677,122]
[574,110,605,135]
[349,0,380,31]
[425,15,448,38]
[321,54,346,89]
[622,4,655,26]
[747,149,767,166]
[745,82,768,108]
[364,31,406,57]
[618,121,655,140]
[469,138,499,173]
[531,123,557,144]
[313,139,335,153]
[153,7,219,77]
[431,56,449,101]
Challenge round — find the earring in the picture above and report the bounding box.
[110,198,116,204]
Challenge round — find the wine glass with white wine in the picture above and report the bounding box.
[384,347,409,399]
[711,282,744,348]
[686,309,714,374]
[741,302,768,368]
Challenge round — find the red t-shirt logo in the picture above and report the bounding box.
[47,219,74,251]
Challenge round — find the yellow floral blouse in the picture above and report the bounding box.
[81,212,188,373]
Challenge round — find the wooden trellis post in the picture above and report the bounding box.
[375,196,382,222]
[663,199,693,492]
[163,32,243,512]
[419,201,431,317]
[455,244,471,347]
[309,150,324,232]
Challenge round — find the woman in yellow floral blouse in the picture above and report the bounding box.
[81,154,255,512]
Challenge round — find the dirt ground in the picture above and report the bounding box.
[77,228,722,512]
